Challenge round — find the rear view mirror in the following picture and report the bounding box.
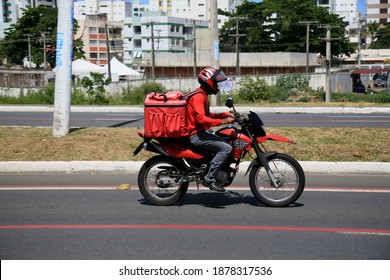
[225,96,233,108]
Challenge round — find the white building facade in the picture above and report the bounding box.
[123,12,208,67]
[317,0,358,26]
[74,0,132,21]
[149,0,243,28]
[366,0,390,24]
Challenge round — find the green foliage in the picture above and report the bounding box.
[332,92,390,103]
[0,7,84,68]
[80,72,110,104]
[370,23,390,49]
[120,82,167,105]
[0,83,54,104]
[2,80,389,105]
[235,76,270,101]
[219,0,355,57]
[276,74,310,91]
[275,74,311,101]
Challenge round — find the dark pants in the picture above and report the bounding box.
[189,129,232,183]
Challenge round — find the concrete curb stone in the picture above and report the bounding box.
[0,161,389,175]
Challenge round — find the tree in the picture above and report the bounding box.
[219,1,272,52]
[367,21,380,47]
[370,23,390,49]
[0,7,84,68]
[219,0,355,57]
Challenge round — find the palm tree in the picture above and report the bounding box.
[367,21,380,47]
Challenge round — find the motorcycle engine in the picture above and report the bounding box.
[215,170,229,185]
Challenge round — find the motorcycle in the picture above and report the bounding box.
[133,97,305,206]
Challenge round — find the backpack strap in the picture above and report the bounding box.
[181,89,202,100]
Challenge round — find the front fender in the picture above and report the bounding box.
[244,151,277,176]
[257,134,297,144]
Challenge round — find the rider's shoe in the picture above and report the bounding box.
[202,179,225,192]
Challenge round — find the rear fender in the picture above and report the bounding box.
[133,140,169,157]
[244,151,277,176]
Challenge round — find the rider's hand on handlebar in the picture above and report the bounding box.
[228,111,235,118]
[222,116,235,124]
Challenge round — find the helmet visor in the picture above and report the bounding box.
[213,69,227,83]
[218,79,232,93]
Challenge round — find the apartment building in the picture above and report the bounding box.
[74,0,132,21]
[74,13,124,66]
[0,0,16,24]
[149,0,243,27]
[0,0,56,37]
[366,0,390,24]
[123,11,208,66]
[317,0,358,26]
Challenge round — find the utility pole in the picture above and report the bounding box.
[193,20,197,78]
[23,34,32,68]
[299,21,317,73]
[357,19,365,68]
[230,17,247,76]
[320,24,340,103]
[210,0,219,105]
[53,0,74,137]
[150,21,156,80]
[41,32,51,70]
[105,22,112,81]
[325,26,331,102]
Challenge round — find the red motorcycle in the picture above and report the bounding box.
[134,97,305,206]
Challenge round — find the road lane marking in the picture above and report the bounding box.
[1,185,390,192]
[0,224,389,236]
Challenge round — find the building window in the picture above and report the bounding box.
[90,53,98,58]
[318,0,329,5]
[134,39,142,48]
[89,27,97,33]
[134,26,142,34]
[90,40,97,45]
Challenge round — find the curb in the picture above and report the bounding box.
[1,105,390,114]
[0,161,389,175]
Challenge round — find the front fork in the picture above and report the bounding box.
[257,153,279,188]
[245,143,279,188]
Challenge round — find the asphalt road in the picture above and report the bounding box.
[1,111,390,128]
[1,173,389,260]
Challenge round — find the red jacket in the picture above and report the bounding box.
[187,87,229,135]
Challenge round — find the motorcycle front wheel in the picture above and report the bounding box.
[249,153,305,207]
[138,155,189,206]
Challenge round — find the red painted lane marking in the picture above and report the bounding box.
[0,118,131,121]
[0,224,389,235]
[0,185,119,190]
[1,185,390,192]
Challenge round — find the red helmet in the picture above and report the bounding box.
[197,67,227,95]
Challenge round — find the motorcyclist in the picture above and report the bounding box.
[187,67,235,192]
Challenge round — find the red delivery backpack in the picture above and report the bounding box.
[144,90,200,138]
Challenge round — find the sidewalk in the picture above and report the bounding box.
[0,161,389,175]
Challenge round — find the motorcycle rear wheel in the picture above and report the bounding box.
[138,155,189,206]
[249,153,305,207]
